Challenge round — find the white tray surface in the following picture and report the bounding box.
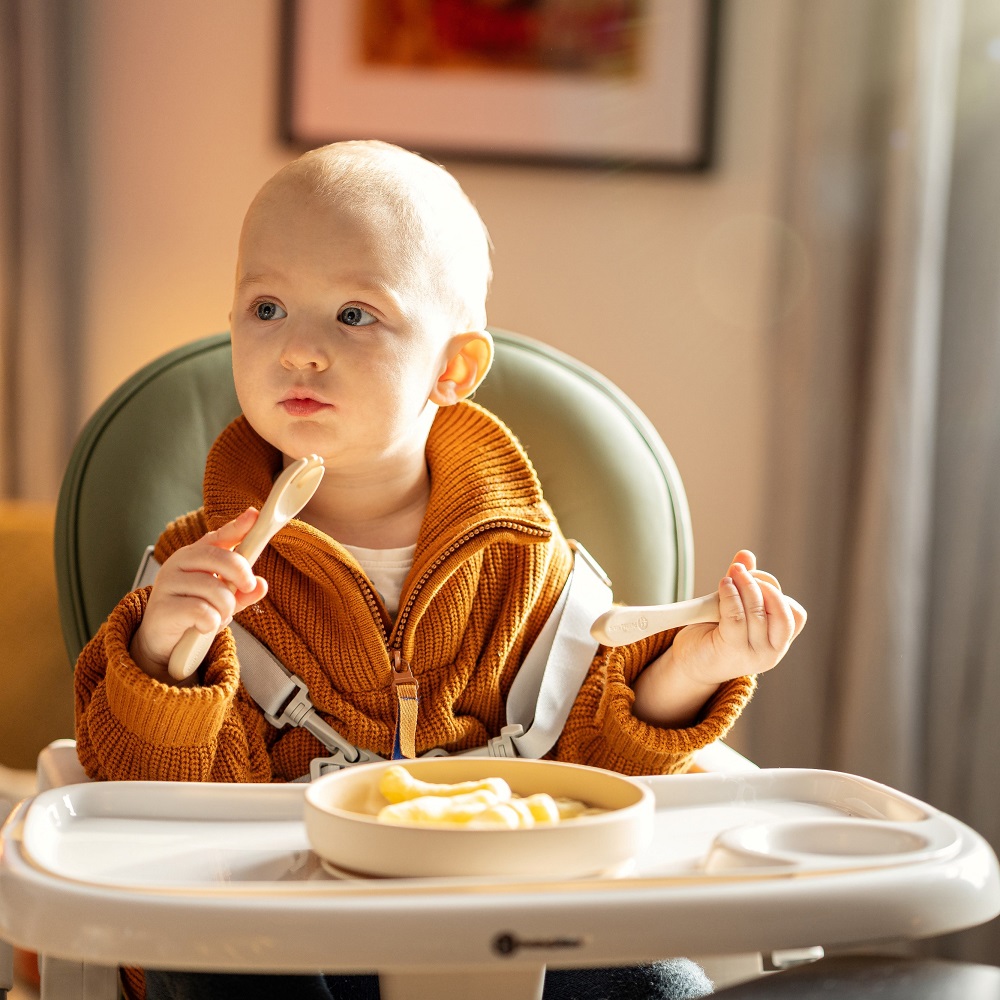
[17,769,962,890]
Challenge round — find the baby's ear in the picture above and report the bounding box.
[430,331,494,406]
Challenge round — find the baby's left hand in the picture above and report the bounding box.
[671,549,807,687]
[631,550,806,728]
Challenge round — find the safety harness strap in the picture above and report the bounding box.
[507,542,611,759]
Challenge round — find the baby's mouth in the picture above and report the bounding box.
[281,395,330,417]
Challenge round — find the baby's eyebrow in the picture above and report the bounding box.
[236,272,271,292]
[327,275,410,319]
[357,281,406,315]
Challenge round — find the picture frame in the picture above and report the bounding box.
[280,0,719,171]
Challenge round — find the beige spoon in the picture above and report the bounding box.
[167,454,326,680]
[590,593,721,647]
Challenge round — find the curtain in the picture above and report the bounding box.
[923,0,1000,962]
[0,0,87,500]
[739,0,1000,964]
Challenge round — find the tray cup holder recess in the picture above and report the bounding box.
[702,816,961,875]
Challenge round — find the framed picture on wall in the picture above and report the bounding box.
[280,0,719,170]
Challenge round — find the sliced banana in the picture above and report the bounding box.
[521,793,561,824]
[379,764,512,804]
[374,767,602,829]
[378,789,503,826]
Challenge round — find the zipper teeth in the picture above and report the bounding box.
[392,519,549,646]
[360,577,390,644]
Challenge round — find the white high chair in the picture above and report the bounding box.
[1,330,998,1000]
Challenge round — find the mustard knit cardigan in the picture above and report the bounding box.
[75,402,754,784]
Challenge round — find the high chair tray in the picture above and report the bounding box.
[1,768,997,975]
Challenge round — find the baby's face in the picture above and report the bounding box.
[230,177,459,476]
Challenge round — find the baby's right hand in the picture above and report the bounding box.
[130,508,268,684]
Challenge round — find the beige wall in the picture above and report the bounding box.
[81,0,794,596]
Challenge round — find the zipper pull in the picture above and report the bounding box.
[391,650,418,759]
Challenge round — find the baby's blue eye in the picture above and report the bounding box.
[338,305,377,327]
[255,301,286,321]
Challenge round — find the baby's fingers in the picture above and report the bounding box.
[165,545,256,597]
[203,507,259,552]
[718,564,767,646]
[759,580,796,652]
[232,576,268,616]
[157,571,240,633]
[751,569,781,591]
[741,564,774,652]
[788,595,807,637]
[717,576,744,636]
[174,508,262,592]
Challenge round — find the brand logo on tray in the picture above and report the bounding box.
[493,932,583,957]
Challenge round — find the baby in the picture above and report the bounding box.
[75,140,805,1000]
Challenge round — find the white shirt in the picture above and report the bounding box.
[341,542,417,618]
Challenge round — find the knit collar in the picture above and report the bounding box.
[201,401,554,551]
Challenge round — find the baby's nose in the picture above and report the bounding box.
[282,354,320,370]
[280,339,329,370]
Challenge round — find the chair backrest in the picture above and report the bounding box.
[55,329,693,664]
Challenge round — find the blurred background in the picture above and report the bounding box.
[2,0,999,965]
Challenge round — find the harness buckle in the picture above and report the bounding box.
[310,746,384,780]
[266,672,371,767]
[486,724,525,758]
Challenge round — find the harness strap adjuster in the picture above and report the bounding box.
[266,673,313,729]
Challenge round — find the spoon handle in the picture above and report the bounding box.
[166,456,323,681]
[167,620,223,682]
[590,593,721,647]
[167,505,281,681]
[231,509,282,567]
[165,520,282,681]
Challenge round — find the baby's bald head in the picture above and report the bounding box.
[247,140,492,331]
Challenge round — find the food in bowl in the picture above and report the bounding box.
[375,764,603,828]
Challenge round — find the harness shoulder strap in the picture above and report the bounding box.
[482,540,611,759]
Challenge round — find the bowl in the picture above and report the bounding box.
[304,757,655,879]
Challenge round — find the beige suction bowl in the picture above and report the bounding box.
[304,757,655,879]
